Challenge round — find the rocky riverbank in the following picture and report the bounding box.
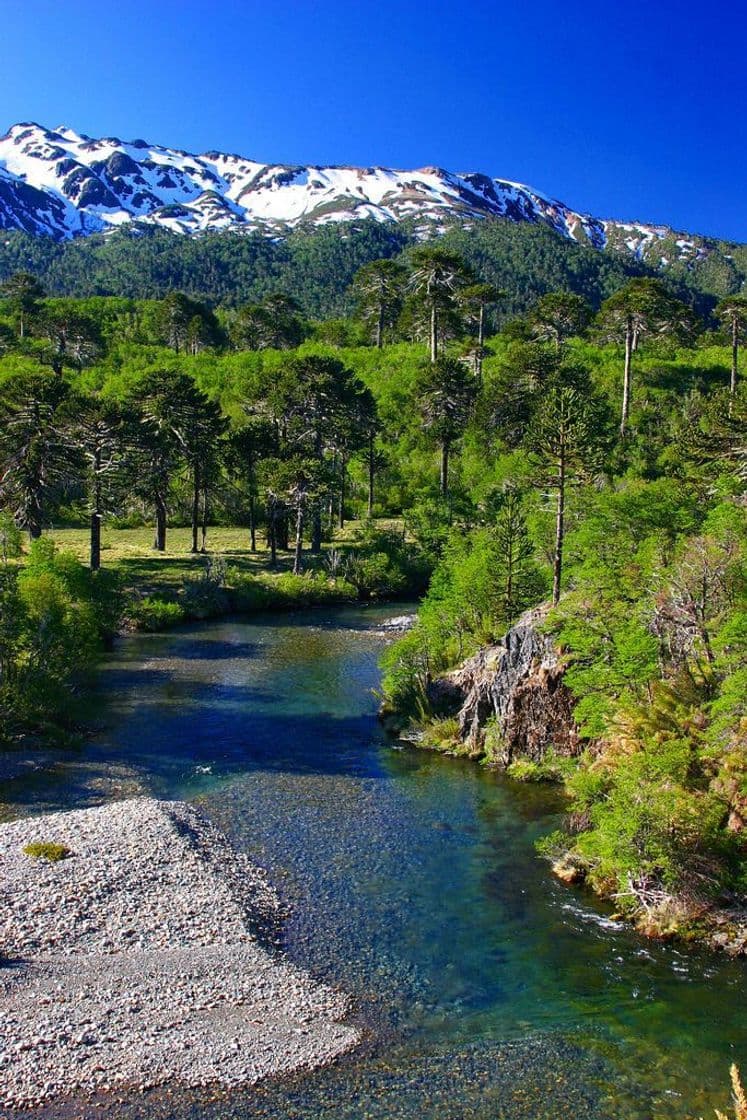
[0,798,359,1110]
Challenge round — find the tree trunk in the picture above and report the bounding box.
[430,302,438,364]
[368,436,375,517]
[276,513,289,551]
[338,454,346,530]
[268,502,277,568]
[293,501,304,575]
[477,305,485,382]
[620,319,633,437]
[312,429,323,553]
[440,440,450,497]
[90,468,103,571]
[26,488,42,539]
[201,490,208,552]
[552,455,565,607]
[191,462,201,553]
[249,495,256,552]
[376,303,384,350]
[311,506,322,553]
[154,496,167,551]
[731,316,739,396]
[90,510,101,571]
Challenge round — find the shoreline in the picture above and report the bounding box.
[0,798,360,1111]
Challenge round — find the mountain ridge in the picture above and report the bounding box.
[0,122,730,272]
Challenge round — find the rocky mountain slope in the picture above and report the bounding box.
[0,122,725,271]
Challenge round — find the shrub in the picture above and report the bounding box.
[419,715,463,752]
[180,579,228,619]
[379,625,432,719]
[129,596,185,631]
[229,570,355,613]
[344,550,407,599]
[23,841,71,861]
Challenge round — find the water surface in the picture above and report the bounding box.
[3,606,745,1119]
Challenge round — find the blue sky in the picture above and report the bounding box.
[1,0,745,240]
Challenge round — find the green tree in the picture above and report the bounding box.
[156,292,221,354]
[715,295,747,397]
[408,248,469,363]
[0,271,45,339]
[269,355,368,551]
[72,396,130,571]
[351,259,407,348]
[528,290,592,351]
[0,372,78,538]
[35,306,102,377]
[597,278,695,436]
[526,385,602,605]
[125,372,199,551]
[414,357,478,496]
[233,293,305,351]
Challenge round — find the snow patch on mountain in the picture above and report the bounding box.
[0,122,722,265]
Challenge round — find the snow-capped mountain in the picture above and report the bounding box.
[0,122,713,267]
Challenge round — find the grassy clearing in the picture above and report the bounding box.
[43,523,394,597]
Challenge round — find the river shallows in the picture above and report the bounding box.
[3,605,746,1119]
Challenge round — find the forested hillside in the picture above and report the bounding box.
[1,217,745,320]
[0,245,745,947]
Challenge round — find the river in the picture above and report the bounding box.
[2,605,745,1119]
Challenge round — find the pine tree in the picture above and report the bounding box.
[526,386,602,605]
[351,260,406,348]
[409,248,469,363]
[528,290,592,351]
[415,357,478,496]
[597,278,695,436]
[715,295,747,397]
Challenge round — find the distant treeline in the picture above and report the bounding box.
[1,215,745,321]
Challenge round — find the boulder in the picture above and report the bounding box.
[430,605,580,766]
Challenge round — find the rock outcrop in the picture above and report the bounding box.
[430,605,580,766]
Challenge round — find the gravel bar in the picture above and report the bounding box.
[0,798,359,1109]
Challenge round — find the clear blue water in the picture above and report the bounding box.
[3,606,746,1119]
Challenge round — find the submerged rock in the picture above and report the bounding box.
[429,605,580,766]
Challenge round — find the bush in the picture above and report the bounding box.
[23,841,71,861]
[344,550,407,599]
[229,570,355,613]
[180,578,229,619]
[129,596,185,631]
[419,715,463,752]
[379,625,432,719]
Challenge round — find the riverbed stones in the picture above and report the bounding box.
[0,798,359,1110]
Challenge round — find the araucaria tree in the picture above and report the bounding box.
[415,356,478,496]
[72,397,130,570]
[597,278,694,436]
[0,272,45,339]
[126,371,214,552]
[409,248,469,363]
[458,283,504,377]
[528,290,592,352]
[351,260,406,349]
[526,385,601,605]
[715,295,747,397]
[269,355,368,555]
[0,372,78,539]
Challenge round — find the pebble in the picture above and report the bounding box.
[0,798,359,1110]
